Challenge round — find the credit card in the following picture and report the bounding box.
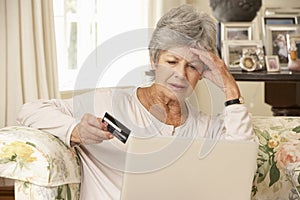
[102,112,131,143]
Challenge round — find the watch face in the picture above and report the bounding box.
[240,56,256,71]
[239,96,245,104]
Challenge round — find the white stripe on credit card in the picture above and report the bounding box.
[103,117,122,132]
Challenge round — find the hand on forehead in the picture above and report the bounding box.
[165,46,208,72]
[189,45,220,71]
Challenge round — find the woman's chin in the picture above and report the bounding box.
[153,83,190,101]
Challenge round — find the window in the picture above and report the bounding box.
[53,0,149,91]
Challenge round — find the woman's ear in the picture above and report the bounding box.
[149,56,156,70]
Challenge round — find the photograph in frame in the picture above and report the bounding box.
[265,55,280,72]
[265,24,300,67]
[221,22,253,41]
[222,40,263,70]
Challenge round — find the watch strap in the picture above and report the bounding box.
[224,97,243,107]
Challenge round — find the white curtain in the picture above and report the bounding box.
[0,0,60,128]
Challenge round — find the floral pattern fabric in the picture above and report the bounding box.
[15,180,80,200]
[252,117,300,200]
[0,126,81,199]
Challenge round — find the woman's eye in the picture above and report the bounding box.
[167,61,177,65]
[188,64,197,70]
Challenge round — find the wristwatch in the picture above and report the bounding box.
[224,96,244,107]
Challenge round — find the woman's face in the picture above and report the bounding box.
[152,46,203,100]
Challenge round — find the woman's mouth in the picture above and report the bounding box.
[167,83,187,92]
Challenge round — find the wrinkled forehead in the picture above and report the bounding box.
[161,46,199,62]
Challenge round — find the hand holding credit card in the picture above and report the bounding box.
[102,112,131,143]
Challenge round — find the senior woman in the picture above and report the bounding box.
[17,4,254,200]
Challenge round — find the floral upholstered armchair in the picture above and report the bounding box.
[0,126,81,200]
[0,116,300,200]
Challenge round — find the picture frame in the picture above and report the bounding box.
[265,24,300,67]
[263,7,300,24]
[265,55,280,72]
[222,40,264,70]
[262,16,296,39]
[221,22,253,41]
[264,16,296,25]
[261,7,299,44]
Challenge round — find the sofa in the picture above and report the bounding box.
[0,127,81,199]
[0,116,300,200]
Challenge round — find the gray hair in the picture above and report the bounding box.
[149,4,218,64]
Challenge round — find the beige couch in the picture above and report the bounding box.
[0,116,300,199]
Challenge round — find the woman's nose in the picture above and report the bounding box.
[174,63,187,78]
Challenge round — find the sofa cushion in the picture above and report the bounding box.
[0,126,81,187]
[252,116,300,199]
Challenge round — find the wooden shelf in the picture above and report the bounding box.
[230,70,300,82]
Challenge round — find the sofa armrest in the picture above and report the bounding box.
[0,126,81,187]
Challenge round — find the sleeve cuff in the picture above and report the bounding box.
[224,103,247,113]
[66,122,78,148]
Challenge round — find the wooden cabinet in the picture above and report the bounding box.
[231,70,300,116]
[0,186,14,200]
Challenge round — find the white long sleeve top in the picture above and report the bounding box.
[17,87,254,200]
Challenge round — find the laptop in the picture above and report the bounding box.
[120,136,258,200]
